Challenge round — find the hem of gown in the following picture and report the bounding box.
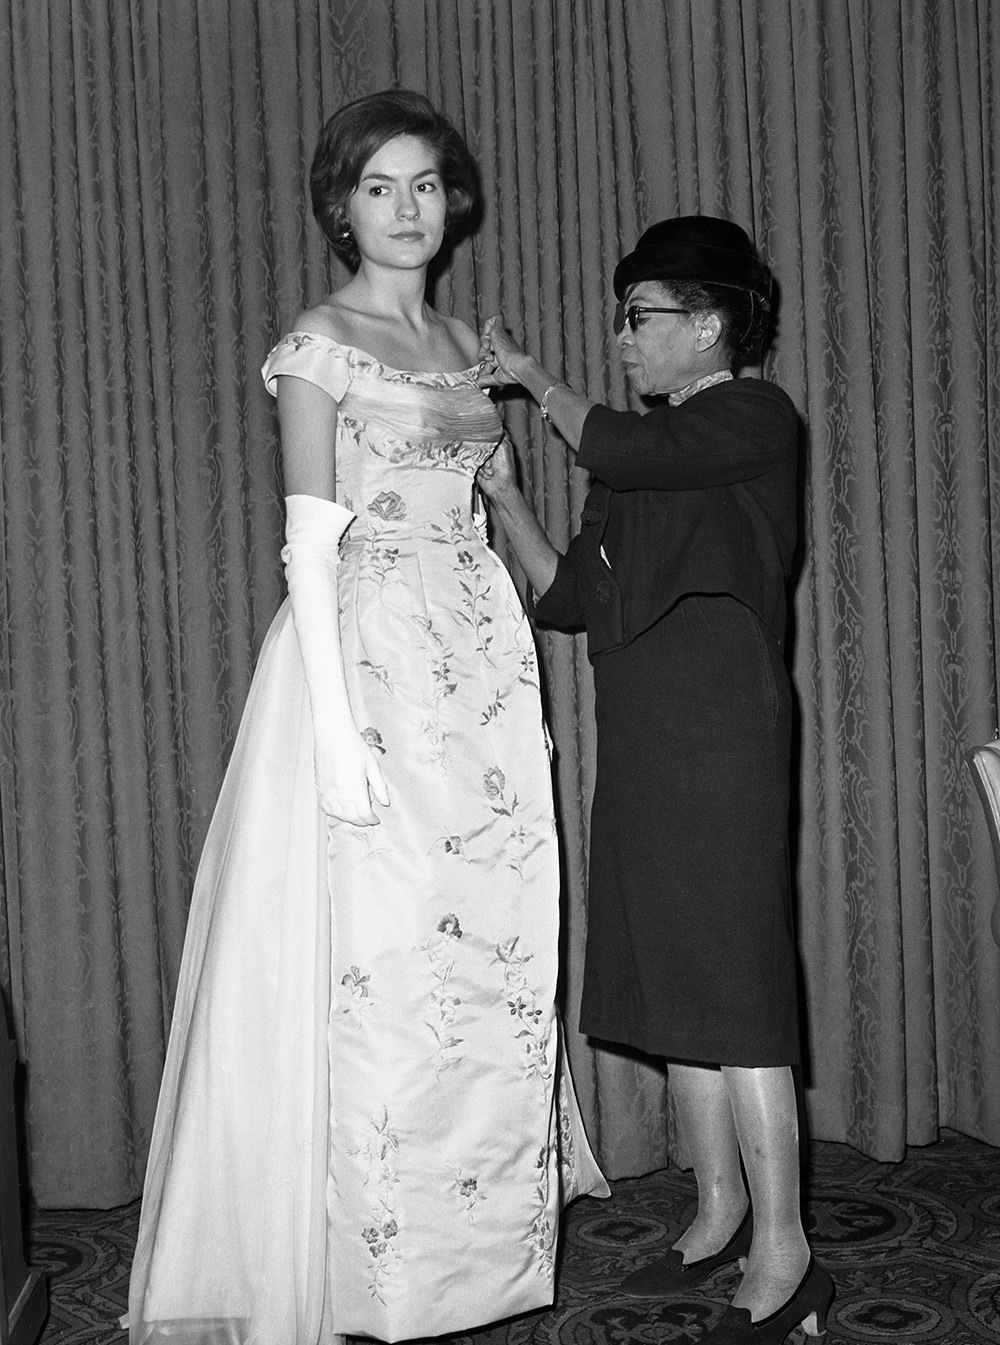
[125,1322,348,1345]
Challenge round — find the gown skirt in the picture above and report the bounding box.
[127,333,607,1345]
[579,592,801,1067]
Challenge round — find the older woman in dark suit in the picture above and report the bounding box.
[476,217,832,1345]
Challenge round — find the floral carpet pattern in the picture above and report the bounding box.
[25,1131,1000,1344]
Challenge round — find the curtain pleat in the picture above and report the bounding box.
[1,0,999,1206]
[782,0,1000,1154]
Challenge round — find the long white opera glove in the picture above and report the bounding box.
[282,493,389,826]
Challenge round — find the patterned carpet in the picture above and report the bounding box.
[24,1130,1000,1344]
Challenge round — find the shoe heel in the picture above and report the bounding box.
[802,1253,834,1339]
[800,1280,833,1337]
[800,1308,825,1337]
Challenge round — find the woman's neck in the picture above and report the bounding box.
[343,264,432,329]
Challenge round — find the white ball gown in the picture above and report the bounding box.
[126,332,608,1345]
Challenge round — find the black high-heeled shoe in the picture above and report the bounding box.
[619,1207,752,1296]
[698,1256,835,1343]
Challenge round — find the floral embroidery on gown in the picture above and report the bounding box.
[126,333,608,1345]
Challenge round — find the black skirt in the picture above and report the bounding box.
[579,593,801,1067]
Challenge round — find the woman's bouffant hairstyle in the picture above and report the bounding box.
[310,89,480,271]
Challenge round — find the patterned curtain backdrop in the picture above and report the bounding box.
[1,0,998,1207]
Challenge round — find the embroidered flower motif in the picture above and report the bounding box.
[350,1108,402,1303]
[559,1101,577,1181]
[505,823,528,875]
[340,965,375,1022]
[360,659,393,696]
[507,994,542,1025]
[342,966,371,998]
[420,719,449,770]
[411,615,457,767]
[429,506,468,547]
[409,440,466,466]
[449,1166,486,1221]
[362,1217,398,1253]
[287,331,325,354]
[422,921,467,1074]
[362,726,386,754]
[530,1146,556,1278]
[494,937,552,1083]
[518,649,539,688]
[481,690,507,724]
[480,769,526,867]
[455,551,494,659]
[434,833,477,865]
[368,490,407,521]
[362,1215,399,1269]
[495,935,522,966]
[360,538,400,587]
[430,661,458,698]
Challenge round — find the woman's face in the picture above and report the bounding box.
[346,134,447,272]
[616,281,721,396]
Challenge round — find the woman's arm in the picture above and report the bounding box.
[478,317,595,452]
[275,374,389,827]
[475,440,561,597]
[577,383,798,491]
[277,372,340,498]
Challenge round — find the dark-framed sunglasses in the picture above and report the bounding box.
[613,302,690,335]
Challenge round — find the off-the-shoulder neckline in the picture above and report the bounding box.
[276,329,483,380]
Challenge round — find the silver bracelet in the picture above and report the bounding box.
[539,382,562,422]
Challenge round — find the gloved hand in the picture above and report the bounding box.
[282,493,390,827]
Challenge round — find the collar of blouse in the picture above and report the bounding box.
[667,368,733,406]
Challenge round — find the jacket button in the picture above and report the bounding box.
[581,504,602,525]
[596,581,611,604]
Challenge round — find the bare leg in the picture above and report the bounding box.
[722,1064,810,1318]
[668,1062,748,1260]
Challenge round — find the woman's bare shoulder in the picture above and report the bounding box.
[289,297,355,344]
[440,312,481,364]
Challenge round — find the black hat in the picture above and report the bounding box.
[613,215,772,307]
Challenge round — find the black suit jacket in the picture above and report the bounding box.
[533,377,799,658]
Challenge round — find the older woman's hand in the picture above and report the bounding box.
[477,316,530,388]
[475,438,519,503]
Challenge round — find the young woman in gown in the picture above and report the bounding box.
[126,89,606,1345]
